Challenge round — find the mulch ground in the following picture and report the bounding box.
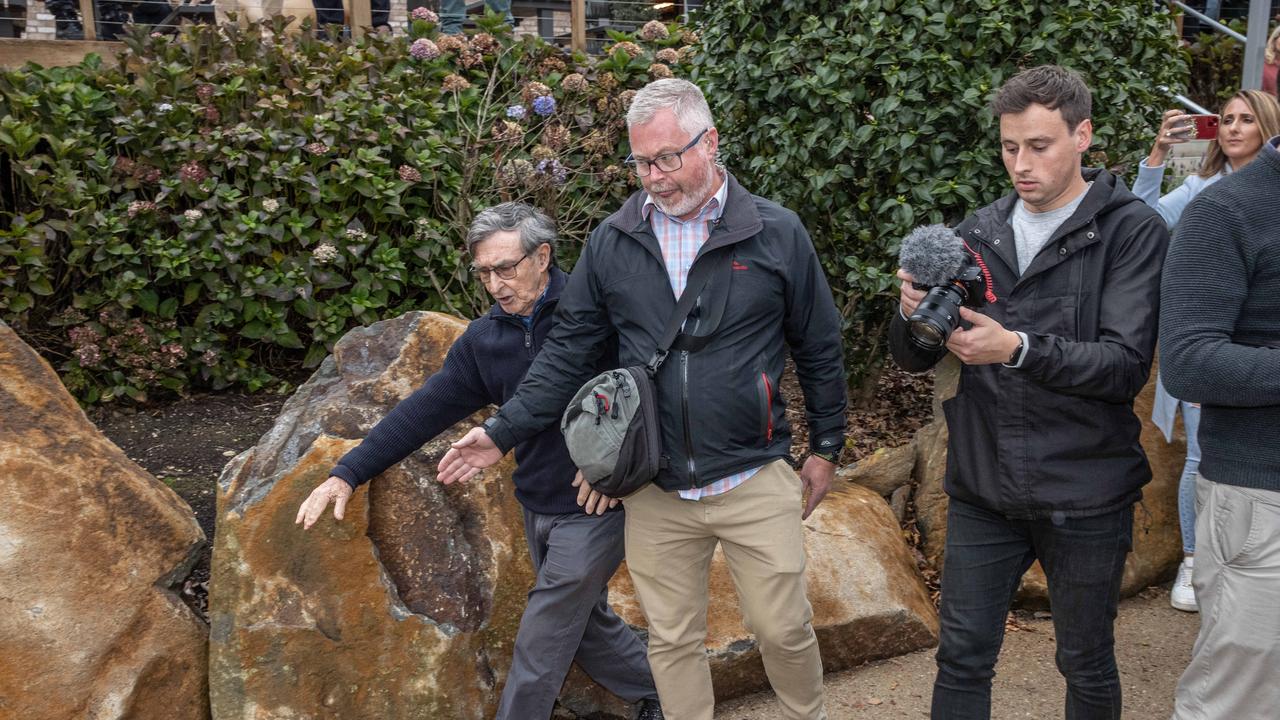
[92,363,936,622]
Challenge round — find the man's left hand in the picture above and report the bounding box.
[572,471,619,515]
[947,307,1022,365]
[800,454,837,520]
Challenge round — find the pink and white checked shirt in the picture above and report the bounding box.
[642,174,762,501]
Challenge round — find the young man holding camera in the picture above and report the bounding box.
[889,65,1169,720]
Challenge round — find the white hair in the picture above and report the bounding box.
[626,78,715,136]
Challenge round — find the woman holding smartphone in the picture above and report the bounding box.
[1132,89,1280,614]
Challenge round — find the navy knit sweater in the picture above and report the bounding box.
[1159,136,1280,492]
[330,267,595,514]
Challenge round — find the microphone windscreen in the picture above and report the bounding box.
[898,224,967,287]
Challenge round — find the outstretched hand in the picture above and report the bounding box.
[437,426,504,484]
[295,476,354,530]
[800,454,837,520]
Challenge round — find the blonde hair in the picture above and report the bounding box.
[1198,90,1280,178]
[1268,25,1280,65]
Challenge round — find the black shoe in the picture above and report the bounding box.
[55,20,84,40]
[636,698,664,720]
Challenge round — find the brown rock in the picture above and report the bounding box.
[837,443,915,496]
[561,484,939,714]
[915,357,1185,604]
[0,321,208,720]
[210,312,542,720]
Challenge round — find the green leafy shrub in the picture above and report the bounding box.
[0,16,691,403]
[694,0,1187,396]
[1185,20,1248,111]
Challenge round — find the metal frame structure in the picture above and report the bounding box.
[1170,0,1271,90]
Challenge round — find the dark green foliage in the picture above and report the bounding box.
[693,0,1188,393]
[0,16,689,403]
[1186,20,1248,111]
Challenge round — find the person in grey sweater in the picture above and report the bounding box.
[1160,133,1280,720]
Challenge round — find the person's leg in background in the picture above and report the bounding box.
[1171,401,1202,612]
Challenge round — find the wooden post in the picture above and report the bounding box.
[570,0,585,52]
[350,0,371,38]
[78,0,97,40]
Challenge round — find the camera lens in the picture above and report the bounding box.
[908,284,967,350]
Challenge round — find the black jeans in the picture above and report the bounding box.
[312,0,388,29]
[931,497,1133,720]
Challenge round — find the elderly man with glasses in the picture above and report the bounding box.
[438,79,847,720]
[295,202,664,720]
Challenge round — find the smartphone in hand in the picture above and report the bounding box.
[1185,114,1219,140]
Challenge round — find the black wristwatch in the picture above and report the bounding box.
[1007,337,1024,365]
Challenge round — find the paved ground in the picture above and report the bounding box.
[716,587,1199,719]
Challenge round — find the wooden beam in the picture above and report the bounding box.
[77,0,97,40]
[570,0,585,52]
[0,38,123,68]
[350,0,371,38]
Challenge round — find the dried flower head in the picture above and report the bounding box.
[561,73,589,93]
[598,72,618,92]
[183,208,204,221]
[442,74,472,92]
[312,243,339,264]
[261,198,279,213]
[114,156,136,175]
[608,41,643,59]
[506,104,527,120]
[543,123,571,150]
[619,90,637,111]
[203,106,221,123]
[436,34,466,53]
[522,81,552,103]
[493,120,524,144]
[135,164,163,184]
[398,164,422,182]
[655,48,680,64]
[180,159,209,181]
[410,38,441,60]
[596,96,614,114]
[409,6,437,22]
[127,200,157,218]
[677,45,694,61]
[201,349,219,366]
[470,32,499,55]
[582,129,614,156]
[305,141,329,155]
[531,95,557,117]
[603,164,622,179]
[345,228,369,241]
[539,56,567,75]
[648,63,673,79]
[639,20,669,41]
[498,158,534,187]
[531,144,556,161]
[196,84,215,103]
[458,48,484,69]
[681,29,700,44]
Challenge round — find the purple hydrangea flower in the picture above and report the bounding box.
[535,158,568,185]
[531,95,556,117]
[506,104,527,120]
[410,38,441,61]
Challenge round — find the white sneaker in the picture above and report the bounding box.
[1171,556,1198,612]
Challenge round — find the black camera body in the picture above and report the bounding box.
[907,255,990,351]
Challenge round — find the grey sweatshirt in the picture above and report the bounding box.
[1159,136,1280,491]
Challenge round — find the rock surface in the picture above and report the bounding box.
[836,443,915,497]
[0,321,209,720]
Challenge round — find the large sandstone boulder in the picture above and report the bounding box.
[0,321,209,720]
[212,310,940,719]
[837,443,915,497]
[912,358,1185,603]
[559,484,940,715]
[210,311,537,720]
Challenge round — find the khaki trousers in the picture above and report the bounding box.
[1171,474,1280,720]
[623,459,826,720]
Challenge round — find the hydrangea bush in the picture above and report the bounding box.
[695,0,1187,395]
[0,16,689,403]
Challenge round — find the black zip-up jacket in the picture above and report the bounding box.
[889,169,1169,519]
[329,267,604,515]
[484,174,848,492]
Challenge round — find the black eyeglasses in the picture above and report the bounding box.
[624,128,710,177]
[470,252,530,282]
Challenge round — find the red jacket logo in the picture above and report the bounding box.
[731,261,749,271]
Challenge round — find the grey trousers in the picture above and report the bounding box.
[494,507,658,720]
[1171,474,1280,719]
